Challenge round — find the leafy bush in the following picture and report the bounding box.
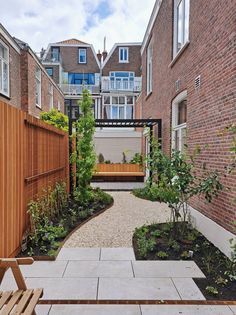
[40,108,68,132]
[130,153,143,165]
[98,153,105,163]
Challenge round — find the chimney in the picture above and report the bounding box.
[102,50,108,62]
[97,50,102,62]
[40,48,45,59]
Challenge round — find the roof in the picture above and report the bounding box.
[55,38,89,45]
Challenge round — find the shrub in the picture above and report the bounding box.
[40,108,68,132]
[98,153,105,163]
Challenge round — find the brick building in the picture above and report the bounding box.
[140,0,236,255]
[0,24,64,116]
[41,39,100,120]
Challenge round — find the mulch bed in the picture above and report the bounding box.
[133,222,236,300]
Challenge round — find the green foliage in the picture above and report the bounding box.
[27,182,68,255]
[98,153,105,163]
[40,108,68,132]
[135,226,156,258]
[72,89,96,205]
[122,152,127,164]
[215,276,228,286]
[130,153,143,165]
[104,160,111,164]
[205,286,218,296]
[156,251,169,259]
[180,251,190,260]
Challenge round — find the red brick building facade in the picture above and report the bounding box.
[0,24,64,116]
[140,0,236,249]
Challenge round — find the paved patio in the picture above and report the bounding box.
[1,248,235,314]
[64,191,170,247]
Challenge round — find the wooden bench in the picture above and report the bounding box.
[93,171,145,177]
[0,258,43,315]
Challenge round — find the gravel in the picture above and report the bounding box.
[64,192,171,248]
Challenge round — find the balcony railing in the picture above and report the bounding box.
[42,53,62,64]
[59,84,100,95]
[101,77,142,92]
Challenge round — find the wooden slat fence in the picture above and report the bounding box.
[0,101,69,257]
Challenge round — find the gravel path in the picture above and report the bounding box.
[64,192,170,248]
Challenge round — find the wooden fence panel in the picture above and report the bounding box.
[0,101,69,257]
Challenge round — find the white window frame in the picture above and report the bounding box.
[0,39,10,97]
[173,0,190,58]
[119,47,129,63]
[49,82,53,109]
[146,40,153,95]
[102,95,134,119]
[172,90,187,152]
[35,66,41,108]
[78,48,87,64]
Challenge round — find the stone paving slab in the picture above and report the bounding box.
[101,248,135,260]
[19,261,68,278]
[141,305,234,315]
[57,248,100,261]
[91,182,145,191]
[26,278,98,300]
[36,305,52,315]
[98,278,180,300]
[230,306,236,314]
[64,261,133,278]
[48,305,141,315]
[172,278,205,300]
[132,261,205,278]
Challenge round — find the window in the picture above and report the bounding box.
[173,0,190,57]
[49,83,53,109]
[0,40,9,97]
[109,72,134,90]
[51,47,60,61]
[172,91,187,152]
[119,47,129,63]
[68,73,95,85]
[103,96,134,119]
[46,67,53,77]
[78,48,87,64]
[147,40,153,94]
[35,66,41,107]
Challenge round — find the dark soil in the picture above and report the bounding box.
[18,192,113,258]
[133,222,236,300]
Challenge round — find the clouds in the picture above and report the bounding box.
[0,0,155,53]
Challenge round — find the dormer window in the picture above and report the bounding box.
[119,47,129,63]
[78,48,87,64]
[51,47,60,62]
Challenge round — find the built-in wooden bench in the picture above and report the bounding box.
[93,171,145,177]
[93,164,145,178]
[0,258,43,315]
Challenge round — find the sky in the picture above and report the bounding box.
[0,0,156,54]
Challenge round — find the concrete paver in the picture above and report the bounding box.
[141,305,235,315]
[26,277,98,300]
[20,261,67,278]
[98,278,181,300]
[64,260,133,278]
[132,261,205,278]
[101,247,135,260]
[172,278,205,300]
[57,248,100,261]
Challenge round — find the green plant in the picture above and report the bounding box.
[205,286,218,296]
[104,160,111,164]
[168,239,180,252]
[78,210,90,220]
[180,251,190,260]
[137,237,156,258]
[72,89,96,205]
[150,230,162,238]
[122,152,127,164]
[215,276,228,286]
[130,153,143,165]
[156,251,169,259]
[98,153,105,163]
[40,108,68,132]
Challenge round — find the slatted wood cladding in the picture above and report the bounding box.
[0,101,69,258]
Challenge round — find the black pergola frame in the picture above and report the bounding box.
[69,116,162,193]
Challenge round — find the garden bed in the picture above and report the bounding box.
[18,188,113,259]
[133,222,236,300]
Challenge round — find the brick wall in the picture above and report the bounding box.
[141,0,236,232]
[0,35,21,109]
[59,46,100,73]
[102,45,141,76]
[21,49,64,118]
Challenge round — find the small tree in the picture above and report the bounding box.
[73,89,96,205]
[40,108,68,132]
